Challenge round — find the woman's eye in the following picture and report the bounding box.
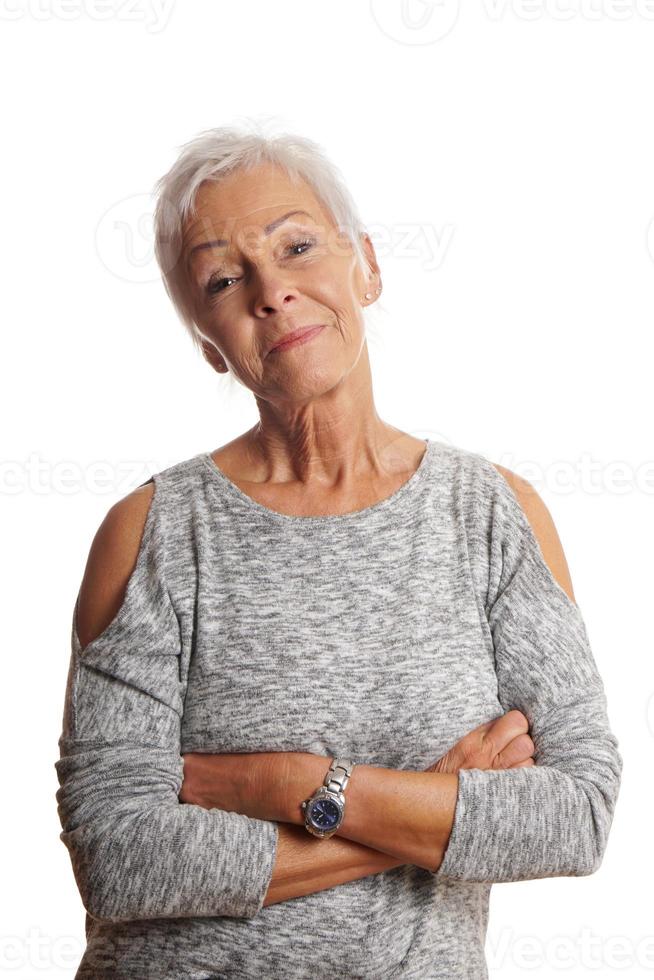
[206,239,316,296]
[207,276,235,295]
[288,237,315,256]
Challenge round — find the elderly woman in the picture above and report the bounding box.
[55,125,622,979]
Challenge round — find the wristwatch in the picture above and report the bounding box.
[301,758,356,839]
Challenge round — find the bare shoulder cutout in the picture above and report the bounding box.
[490,463,577,605]
[75,482,156,651]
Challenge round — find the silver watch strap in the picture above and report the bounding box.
[324,758,355,794]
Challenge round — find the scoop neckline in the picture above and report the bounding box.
[199,438,433,524]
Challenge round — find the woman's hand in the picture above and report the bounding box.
[425,709,535,774]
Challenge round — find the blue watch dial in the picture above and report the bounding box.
[308,797,341,829]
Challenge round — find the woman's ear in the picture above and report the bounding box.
[358,232,382,301]
[200,338,228,374]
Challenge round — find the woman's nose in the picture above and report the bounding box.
[251,272,302,316]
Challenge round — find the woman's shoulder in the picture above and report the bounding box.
[435,441,576,604]
[434,438,536,509]
[75,481,158,652]
[490,462,576,604]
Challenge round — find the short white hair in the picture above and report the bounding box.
[152,117,375,357]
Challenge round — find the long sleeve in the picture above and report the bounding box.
[434,461,623,883]
[54,478,279,923]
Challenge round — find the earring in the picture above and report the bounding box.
[364,292,373,300]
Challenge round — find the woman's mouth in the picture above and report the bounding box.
[268,324,326,354]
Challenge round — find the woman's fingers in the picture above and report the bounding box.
[425,709,535,774]
[483,712,535,769]
[492,731,535,769]
[481,709,529,755]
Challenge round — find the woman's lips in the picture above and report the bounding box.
[268,324,326,354]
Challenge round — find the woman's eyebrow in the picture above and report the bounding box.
[187,209,315,261]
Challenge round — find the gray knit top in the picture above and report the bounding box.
[55,437,622,979]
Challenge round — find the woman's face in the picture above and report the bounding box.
[181,162,379,401]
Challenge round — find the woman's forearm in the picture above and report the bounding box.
[282,755,459,873]
[180,751,408,905]
[182,750,458,874]
[263,823,405,907]
[182,710,534,890]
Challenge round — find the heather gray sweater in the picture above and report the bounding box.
[55,438,622,978]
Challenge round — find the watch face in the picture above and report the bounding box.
[308,796,341,830]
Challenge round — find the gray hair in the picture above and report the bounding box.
[152,117,379,360]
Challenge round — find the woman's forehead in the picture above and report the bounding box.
[193,165,320,223]
[183,170,332,254]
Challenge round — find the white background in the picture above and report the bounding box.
[1,1,651,977]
